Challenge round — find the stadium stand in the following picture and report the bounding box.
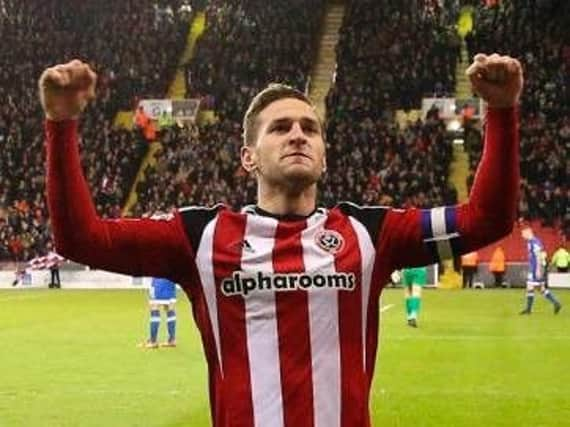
[327,0,462,117]
[136,0,460,215]
[186,0,325,120]
[323,113,457,208]
[135,0,326,213]
[464,0,568,243]
[0,0,196,261]
[1,0,567,264]
[323,0,460,207]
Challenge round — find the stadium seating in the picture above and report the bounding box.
[328,0,461,117]
[323,0,460,207]
[137,0,459,214]
[0,0,196,261]
[465,0,569,238]
[1,0,567,263]
[186,0,325,120]
[135,0,326,213]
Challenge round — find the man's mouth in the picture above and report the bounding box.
[282,152,312,160]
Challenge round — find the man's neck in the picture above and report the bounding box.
[256,183,317,217]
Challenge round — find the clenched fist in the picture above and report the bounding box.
[466,53,523,109]
[39,59,97,121]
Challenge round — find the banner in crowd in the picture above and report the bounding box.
[139,99,171,118]
[138,99,201,122]
[422,97,483,120]
[172,99,201,121]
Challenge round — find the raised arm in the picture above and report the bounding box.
[41,60,193,281]
[378,54,523,270]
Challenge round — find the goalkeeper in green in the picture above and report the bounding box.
[402,266,428,327]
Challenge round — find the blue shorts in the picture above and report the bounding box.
[149,278,177,304]
[527,269,546,286]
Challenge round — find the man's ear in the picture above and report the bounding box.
[241,145,257,173]
[322,156,327,173]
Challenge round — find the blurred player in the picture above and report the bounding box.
[519,225,562,315]
[47,251,62,289]
[11,264,26,287]
[401,266,427,327]
[28,249,64,289]
[140,277,178,348]
[41,54,523,426]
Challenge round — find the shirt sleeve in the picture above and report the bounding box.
[376,108,520,270]
[45,119,195,283]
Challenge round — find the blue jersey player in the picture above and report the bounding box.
[519,226,562,315]
[140,277,178,348]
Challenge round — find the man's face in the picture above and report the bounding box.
[242,98,326,189]
[521,227,532,240]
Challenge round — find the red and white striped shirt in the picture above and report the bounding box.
[177,201,468,427]
[28,251,64,270]
[45,108,519,426]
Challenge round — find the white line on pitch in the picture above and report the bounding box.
[380,304,394,313]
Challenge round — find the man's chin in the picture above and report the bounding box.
[260,165,322,190]
[282,169,321,188]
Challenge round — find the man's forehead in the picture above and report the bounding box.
[259,98,318,124]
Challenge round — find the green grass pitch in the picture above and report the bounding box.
[0,288,568,426]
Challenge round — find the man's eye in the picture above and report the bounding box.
[304,126,318,134]
[272,125,289,133]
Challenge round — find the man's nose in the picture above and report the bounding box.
[288,122,308,145]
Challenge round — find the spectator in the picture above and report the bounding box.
[461,250,478,289]
[489,246,506,288]
[550,244,570,273]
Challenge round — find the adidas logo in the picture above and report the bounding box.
[228,239,255,254]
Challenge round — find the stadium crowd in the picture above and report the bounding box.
[0,0,195,261]
[327,0,461,119]
[137,0,457,216]
[1,0,567,262]
[135,0,326,213]
[465,0,569,236]
[186,0,325,121]
[323,113,456,208]
[134,119,254,214]
[324,0,459,208]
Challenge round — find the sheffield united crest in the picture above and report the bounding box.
[315,230,345,254]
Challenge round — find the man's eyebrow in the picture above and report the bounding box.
[299,117,320,127]
[269,116,319,126]
[268,117,293,126]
